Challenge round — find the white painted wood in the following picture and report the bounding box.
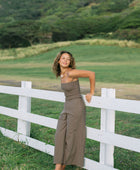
[0,85,65,103]
[83,158,118,170]
[0,127,118,170]
[0,85,139,114]
[87,127,140,153]
[0,83,140,170]
[0,126,54,155]
[18,134,54,156]
[17,81,32,136]
[0,106,140,153]
[0,126,18,141]
[100,88,115,167]
[100,89,108,165]
[0,106,58,129]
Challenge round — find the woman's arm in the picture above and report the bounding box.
[68,69,95,103]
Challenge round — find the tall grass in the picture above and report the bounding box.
[0,39,140,61]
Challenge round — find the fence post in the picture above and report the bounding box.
[99,88,116,167]
[17,81,32,136]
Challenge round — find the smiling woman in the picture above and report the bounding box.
[52,51,95,170]
[52,51,76,78]
[59,53,71,78]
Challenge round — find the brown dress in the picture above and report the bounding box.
[54,80,86,167]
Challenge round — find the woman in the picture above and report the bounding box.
[52,51,95,170]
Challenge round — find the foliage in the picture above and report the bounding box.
[112,28,140,42]
[0,21,39,48]
[96,0,133,14]
[52,15,121,42]
[0,0,140,48]
[0,20,52,48]
[119,9,140,29]
[0,0,44,21]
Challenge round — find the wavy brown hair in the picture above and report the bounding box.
[52,51,76,77]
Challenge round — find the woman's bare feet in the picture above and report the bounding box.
[62,164,66,170]
[55,164,62,170]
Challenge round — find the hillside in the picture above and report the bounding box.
[0,0,138,22]
[0,0,140,48]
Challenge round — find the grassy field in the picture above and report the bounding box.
[0,39,140,61]
[0,42,140,169]
[0,93,140,170]
[0,44,140,83]
[0,43,140,99]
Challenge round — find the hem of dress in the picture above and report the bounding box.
[53,161,84,168]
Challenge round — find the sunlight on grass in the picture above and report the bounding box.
[0,39,140,61]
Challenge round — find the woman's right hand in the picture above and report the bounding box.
[85,93,93,103]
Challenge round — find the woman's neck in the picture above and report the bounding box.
[61,67,71,74]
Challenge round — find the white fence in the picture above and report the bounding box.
[0,81,140,170]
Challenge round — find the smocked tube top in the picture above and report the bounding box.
[61,80,82,101]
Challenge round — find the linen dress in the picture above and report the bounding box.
[54,79,86,167]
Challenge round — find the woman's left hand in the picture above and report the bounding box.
[85,93,93,103]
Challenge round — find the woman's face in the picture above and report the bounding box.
[59,53,71,68]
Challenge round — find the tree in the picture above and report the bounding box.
[0,21,41,48]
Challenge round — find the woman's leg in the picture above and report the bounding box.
[62,164,66,170]
[54,113,67,165]
[55,164,62,170]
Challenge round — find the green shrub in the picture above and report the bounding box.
[112,29,140,42]
[119,9,140,29]
[52,15,121,42]
[96,0,133,14]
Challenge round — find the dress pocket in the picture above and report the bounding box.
[59,112,67,120]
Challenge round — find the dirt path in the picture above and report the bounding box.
[0,77,139,100]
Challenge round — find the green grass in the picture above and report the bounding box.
[0,132,55,169]
[0,94,140,170]
[0,39,140,61]
[79,65,140,84]
[0,45,140,84]
[0,64,139,84]
[0,43,140,169]
[2,44,140,63]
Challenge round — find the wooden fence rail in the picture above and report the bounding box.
[0,81,140,170]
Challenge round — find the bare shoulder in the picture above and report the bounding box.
[68,69,95,78]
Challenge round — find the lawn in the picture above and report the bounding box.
[0,43,140,169]
[0,44,140,85]
[0,93,139,170]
